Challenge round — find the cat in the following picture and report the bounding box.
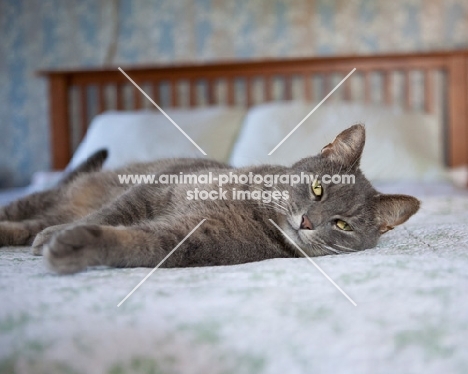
[0,125,420,274]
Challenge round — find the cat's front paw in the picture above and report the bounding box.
[44,224,104,274]
[32,224,70,256]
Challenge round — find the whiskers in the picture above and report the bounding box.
[312,236,341,255]
[304,235,358,255]
[330,242,360,253]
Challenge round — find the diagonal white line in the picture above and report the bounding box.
[117,219,207,307]
[268,68,356,155]
[118,67,207,155]
[269,219,357,306]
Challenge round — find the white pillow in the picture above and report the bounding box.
[229,101,447,181]
[68,107,246,170]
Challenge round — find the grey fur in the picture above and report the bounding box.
[0,125,420,274]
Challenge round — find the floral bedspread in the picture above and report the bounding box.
[1,196,468,374]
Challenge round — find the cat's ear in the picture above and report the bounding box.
[375,194,420,234]
[321,124,365,169]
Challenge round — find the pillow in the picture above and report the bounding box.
[448,166,468,189]
[68,107,246,170]
[229,101,447,181]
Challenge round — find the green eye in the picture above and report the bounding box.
[336,219,352,231]
[311,179,322,197]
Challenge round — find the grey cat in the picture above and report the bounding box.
[0,125,419,274]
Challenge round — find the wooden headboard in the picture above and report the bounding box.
[38,50,468,170]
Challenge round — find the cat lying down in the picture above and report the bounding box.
[0,125,420,274]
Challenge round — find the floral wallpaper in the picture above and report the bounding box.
[0,0,467,187]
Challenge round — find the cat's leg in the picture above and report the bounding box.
[1,167,127,249]
[0,221,40,246]
[44,213,284,274]
[1,148,109,222]
[32,184,172,255]
[0,218,63,247]
[0,189,96,248]
[0,194,85,248]
[1,188,83,247]
[0,189,59,222]
[43,219,198,274]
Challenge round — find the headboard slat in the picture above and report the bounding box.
[48,75,71,169]
[97,84,105,113]
[133,85,143,109]
[116,84,124,110]
[207,79,216,106]
[343,73,352,101]
[448,56,468,166]
[424,69,435,114]
[404,70,412,110]
[79,85,88,138]
[284,75,293,101]
[324,73,331,99]
[383,71,392,106]
[364,72,371,104]
[227,78,235,105]
[151,82,160,107]
[264,76,272,102]
[304,74,312,102]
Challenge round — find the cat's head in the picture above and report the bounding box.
[281,124,420,255]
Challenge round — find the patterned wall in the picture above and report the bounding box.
[0,0,467,186]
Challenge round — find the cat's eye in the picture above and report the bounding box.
[311,179,322,197]
[336,219,352,231]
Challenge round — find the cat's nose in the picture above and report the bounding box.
[300,215,314,230]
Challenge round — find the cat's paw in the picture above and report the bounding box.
[44,224,103,274]
[32,224,70,256]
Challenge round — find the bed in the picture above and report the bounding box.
[1,50,468,374]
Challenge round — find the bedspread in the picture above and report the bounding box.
[1,195,468,374]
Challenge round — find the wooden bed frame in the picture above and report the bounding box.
[38,50,468,170]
